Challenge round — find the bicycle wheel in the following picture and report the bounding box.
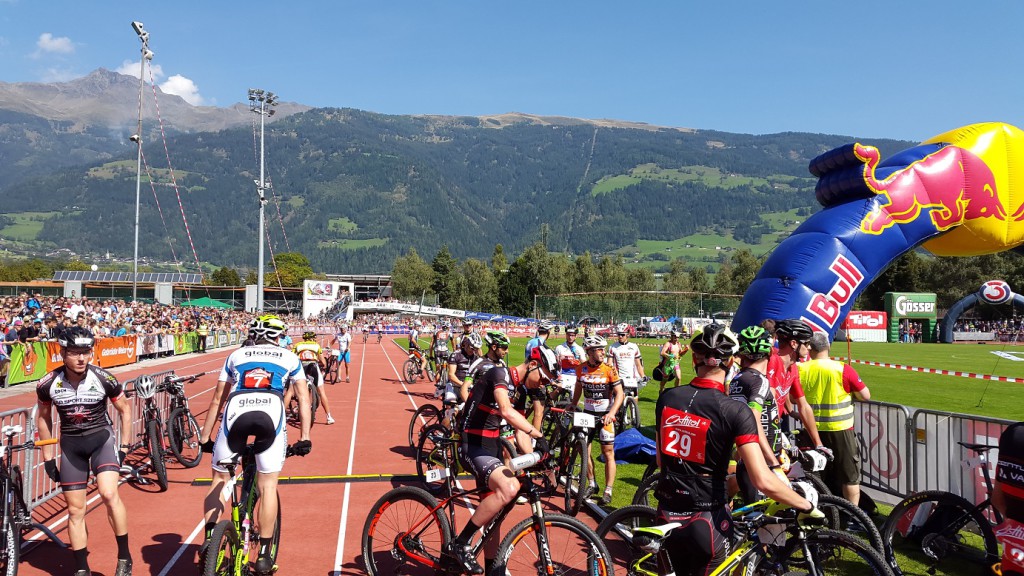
[146,419,168,491]
[631,471,659,507]
[408,404,442,448]
[622,396,640,432]
[879,490,998,576]
[362,486,452,576]
[594,504,659,576]
[562,436,589,516]
[772,528,893,575]
[0,507,19,576]
[309,382,320,425]
[403,359,420,385]
[639,460,659,484]
[415,424,455,492]
[494,513,612,576]
[201,520,239,576]
[249,491,282,567]
[166,407,203,468]
[816,493,884,554]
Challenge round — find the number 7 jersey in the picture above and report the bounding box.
[219,343,304,395]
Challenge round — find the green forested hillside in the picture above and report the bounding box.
[0,108,913,272]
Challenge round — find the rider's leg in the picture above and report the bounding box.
[255,473,281,539]
[203,470,232,527]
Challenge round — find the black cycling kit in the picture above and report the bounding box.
[729,366,783,503]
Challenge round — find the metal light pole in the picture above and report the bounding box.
[130,21,153,302]
[248,89,278,312]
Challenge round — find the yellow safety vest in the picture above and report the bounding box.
[797,358,854,432]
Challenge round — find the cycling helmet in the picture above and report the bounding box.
[583,335,607,350]
[689,323,738,360]
[737,325,774,357]
[484,330,510,348]
[528,345,559,376]
[58,326,95,349]
[775,319,813,344]
[462,332,483,350]
[564,325,578,334]
[135,375,157,400]
[250,314,286,340]
[616,323,630,335]
[670,330,682,338]
[302,330,316,340]
[537,320,554,333]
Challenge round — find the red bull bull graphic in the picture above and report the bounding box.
[733,122,1024,340]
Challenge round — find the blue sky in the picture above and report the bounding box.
[1,1,1023,141]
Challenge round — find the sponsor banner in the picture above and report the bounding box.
[217,332,228,347]
[303,280,355,321]
[93,336,137,369]
[885,292,937,319]
[844,311,888,343]
[5,343,48,385]
[174,332,199,355]
[137,334,174,357]
[351,301,467,319]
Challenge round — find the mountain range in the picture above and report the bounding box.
[0,69,914,274]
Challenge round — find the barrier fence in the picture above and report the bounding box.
[4,330,242,387]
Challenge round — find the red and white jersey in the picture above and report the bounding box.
[608,341,642,380]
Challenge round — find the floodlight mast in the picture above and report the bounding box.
[130,21,152,302]
[249,88,278,312]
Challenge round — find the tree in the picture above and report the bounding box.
[730,249,761,295]
[492,244,509,275]
[391,248,435,300]
[462,258,499,312]
[210,266,243,286]
[663,258,691,292]
[626,267,656,291]
[432,245,468,309]
[269,252,316,287]
[713,260,735,295]
[597,255,628,291]
[688,267,711,293]
[573,253,601,293]
[499,243,555,317]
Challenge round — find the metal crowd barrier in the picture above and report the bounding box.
[853,401,913,498]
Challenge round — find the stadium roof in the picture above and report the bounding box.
[52,271,205,284]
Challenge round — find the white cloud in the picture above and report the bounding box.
[36,33,74,55]
[39,67,77,82]
[115,59,164,81]
[160,75,204,106]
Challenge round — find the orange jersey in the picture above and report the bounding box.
[574,362,620,413]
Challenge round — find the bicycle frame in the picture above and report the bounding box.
[220,449,262,576]
[0,428,65,548]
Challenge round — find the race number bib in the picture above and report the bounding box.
[659,407,711,464]
[242,367,273,390]
[298,350,318,362]
[621,376,638,389]
[584,398,610,412]
[558,373,577,391]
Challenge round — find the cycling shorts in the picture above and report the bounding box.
[657,506,732,576]
[583,411,616,446]
[333,350,351,363]
[302,362,324,387]
[213,391,287,474]
[459,443,504,487]
[59,427,120,491]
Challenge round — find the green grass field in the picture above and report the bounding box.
[317,238,387,250]
[0,211,62,241]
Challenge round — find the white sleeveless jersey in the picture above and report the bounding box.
[608,341,642,380]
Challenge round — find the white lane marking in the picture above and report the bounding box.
[156,519,205,576]
[331,338,367,575]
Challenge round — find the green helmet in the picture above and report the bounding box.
[737,325,773,356]
[484,330,510,348]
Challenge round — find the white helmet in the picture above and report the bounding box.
[583,335,607,350]
[616,323,630,335]
[537,320,554,333]
[135,375,157,400]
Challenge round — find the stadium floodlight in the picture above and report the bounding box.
[130,20,152,302]
[248,88,279,312]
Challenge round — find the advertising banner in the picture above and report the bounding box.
[5,343,47,385]
[352,301,467,319]
[843,311,888,342]
[217,332,228,347]
[93,336,137,369]
[303,280,355,321]
[175,332,199,355]
[137,334,174,357]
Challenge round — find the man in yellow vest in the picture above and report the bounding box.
[197,321,210,354]
[797,332,870,506]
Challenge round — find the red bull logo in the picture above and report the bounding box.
[857,144,1006,234]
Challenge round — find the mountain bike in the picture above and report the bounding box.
[123,378,172,491]
[286,364,320,428]
[880,441,1002,576]
[414,421,517,494]
[324,351,339,384]
[404,348,429,385]
[201,443,299,576]
[615,375,646,433]
[543,405,592,516]
[0,425,64,576]
[161,372,206,468]
[362,451,612,576]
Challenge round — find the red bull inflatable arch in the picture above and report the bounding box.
[939,280,1024,343]
[733,122,1024,338]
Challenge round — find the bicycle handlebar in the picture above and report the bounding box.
[164,371,210,384]
[33,438,58,447]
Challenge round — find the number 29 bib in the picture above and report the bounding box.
[659,406,711,464]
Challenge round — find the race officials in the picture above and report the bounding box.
[655,324,820,576]
[198,314,312,576]
[797,332,870,506]
[36,326,135,576]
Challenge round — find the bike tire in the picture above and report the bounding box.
[562,436,589,516]
[494,513,612,576]
[408,404,442,448]
[879,489,998,576]
[249,491,282,567]
[771,527,894,576]
[362,486,452,576]
[403,359,420,385]
[816,493,885,554]
[166,407,203,468]
[594,504,659,576]
[620,396,640,432]
[308,382,320,426]
[415,424,455,493]
[201,520,239,576]
[640,460,659,485]
[631,470,660,507]
[146,419,168,491]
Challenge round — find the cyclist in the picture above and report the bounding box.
[571,334,623,505]
[330,324,352,383]
[429,322,453,382]
[995,420,1024,576]
[657,330,688,394]
[198,315,312,576]
[655,324,819,576]
[769,319,829,453]
[459,330,507,403]
[452,342,558,575]
[36,326,135,576]
[461,318,477,336]
[524,319,553,362]
[289,331,336,425]
[730,325,787,503]
[553,325,585,400]
[449,333,482,406]
[408,320,427,372]
[607,322,644,389]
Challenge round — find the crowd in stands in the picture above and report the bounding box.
[954,317,1024,337]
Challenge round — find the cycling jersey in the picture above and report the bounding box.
[36,365,124,436]
[655,377,759,511]
[432,331,450,354]
[728,367,782,454]
[219,344,304,396]
[765,349,805,415]
[554,342,585,391]
[524,336,546,363]
[293,341,323,364]
[334,332,351,352]
[448,350,477,382]
[574,361,621,413]
[461,363,519,452]
[998,422,1024,522]
[608,341,642,381]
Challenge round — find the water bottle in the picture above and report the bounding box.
[508,452,541,472]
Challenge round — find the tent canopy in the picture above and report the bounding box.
[180,296,234,309]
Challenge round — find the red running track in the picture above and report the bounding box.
[11,337,600,575]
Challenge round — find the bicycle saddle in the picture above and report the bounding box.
[632,522,682,538]
[957,441,996,454]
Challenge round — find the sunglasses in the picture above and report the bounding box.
[497,344,509,350]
